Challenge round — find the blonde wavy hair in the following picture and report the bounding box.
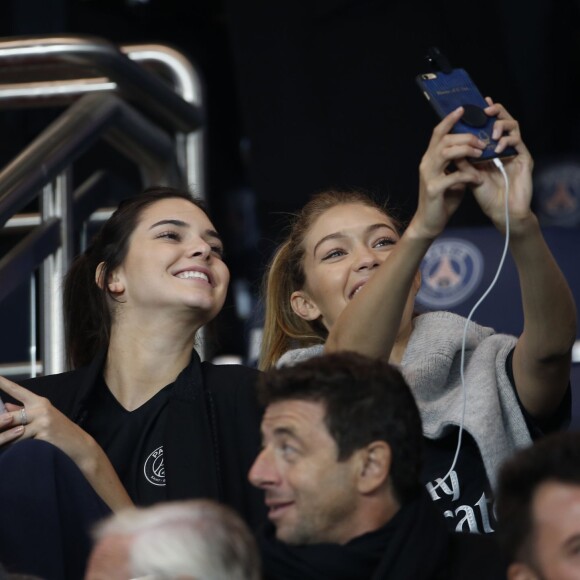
[259,190,401,369]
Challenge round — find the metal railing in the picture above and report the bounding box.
[0,35,205,377]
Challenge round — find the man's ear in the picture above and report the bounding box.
[356,441,391,495]
[290,290,321,321]
[507,562,539,580]
[95,262,124,294]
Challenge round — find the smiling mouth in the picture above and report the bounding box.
[267,501,294,520]
[175,270,210,284]
[349,284,365,299]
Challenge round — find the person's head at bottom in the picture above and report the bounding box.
[85,499,261,580]
[497,431,580,580]
[249,351,423,545]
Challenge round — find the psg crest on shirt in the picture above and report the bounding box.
[144,445,166,486]
[416,238,484,309]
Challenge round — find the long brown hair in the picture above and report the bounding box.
[64,186,208,369]
[259,190,401,369]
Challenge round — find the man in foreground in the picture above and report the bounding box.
[249,351,506,579]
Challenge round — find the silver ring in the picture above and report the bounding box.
[20,407,28,426]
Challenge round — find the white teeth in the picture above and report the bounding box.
[176,270,209,282]
[351,286,363,298]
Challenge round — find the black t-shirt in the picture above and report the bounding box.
[422,431,496,534]
[421,348,571,534]
[82,374,173,506]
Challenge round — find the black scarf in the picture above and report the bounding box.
[162,348,223,501]
[259,491,451,580]
[73,348,222,502]
[71,348,266,527]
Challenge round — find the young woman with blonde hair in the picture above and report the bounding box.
[260,102,576,534]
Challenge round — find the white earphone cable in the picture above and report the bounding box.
[430,157,510,490]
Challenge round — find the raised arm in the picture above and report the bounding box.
[467,101,577,417]
[325,106,487,361]
[0,376,134,512]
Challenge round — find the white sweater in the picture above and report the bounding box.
[277,311,531,489]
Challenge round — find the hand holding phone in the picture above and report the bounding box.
[416,68,517,162]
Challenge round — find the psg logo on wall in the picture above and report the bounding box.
[534,159,580,227]
[416,238,484,309]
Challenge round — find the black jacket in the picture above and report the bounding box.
[258,490,506,579]
[19,349,267,529]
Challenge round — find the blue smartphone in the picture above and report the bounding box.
[416,68,517,161]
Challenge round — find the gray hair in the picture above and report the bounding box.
[92,500,260,580]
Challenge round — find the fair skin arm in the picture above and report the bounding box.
[322,228,428,361]
[0,375,133,512]
[509,225,575,417]
[467,100,576,417]
[325,106,485,360]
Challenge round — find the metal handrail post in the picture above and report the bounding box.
[122,44,205,198]
[0,39,205,198]
[0,92,180,228]
[0,36,203,132]
[40,169,72,374]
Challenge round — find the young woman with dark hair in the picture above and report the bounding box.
[0,187,264,579]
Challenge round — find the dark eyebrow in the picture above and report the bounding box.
[272,426,305,446]
[149,220,223,245]
[149,219,188,230]
[312,222,397,256]
[273,426,297,437]
[312,232,346,257]
[261,425,301,440]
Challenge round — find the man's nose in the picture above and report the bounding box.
[248,447,278,489]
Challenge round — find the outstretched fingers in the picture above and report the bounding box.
[0,404,24,445]
[421,133,486,184]
[0,376,40,445]
[0,375,36,406]
[423,107,487,175]
[431,106,465,140]
[492,118,520,154]
[423,164,482,199]
[484,98,530,158]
